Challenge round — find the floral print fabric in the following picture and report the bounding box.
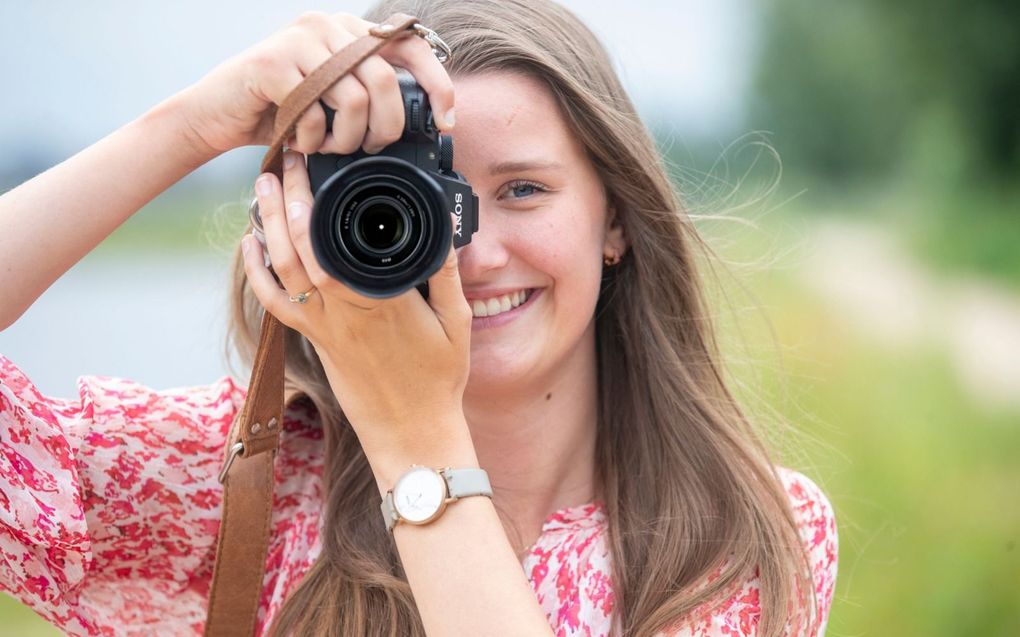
[0,354,836,635]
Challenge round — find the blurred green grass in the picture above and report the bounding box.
[4,193,1019,635]
[762,182,1020,294]
[706,203,1020,636]
[0,595,61,636]
[901,189,1020,295]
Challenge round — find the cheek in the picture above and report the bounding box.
[516,224,593,281]
[517,212,603,305]
[522,201,602,257]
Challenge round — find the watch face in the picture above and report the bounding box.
[393,467,447,523]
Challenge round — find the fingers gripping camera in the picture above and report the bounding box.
[303,68,479,299]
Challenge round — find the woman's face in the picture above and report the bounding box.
[450,71,626,391]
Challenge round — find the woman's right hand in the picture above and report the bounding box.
[177,11,455,157]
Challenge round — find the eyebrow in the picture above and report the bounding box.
[488,159,566,176]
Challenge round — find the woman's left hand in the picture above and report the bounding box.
[240,150,473,466]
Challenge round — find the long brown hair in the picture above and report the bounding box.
[222,0,816,634]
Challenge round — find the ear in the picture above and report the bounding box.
[603,203,629,256]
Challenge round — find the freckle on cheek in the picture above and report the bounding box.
[546,393,552,400]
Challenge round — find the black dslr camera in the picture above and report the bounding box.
[305,68,478,299]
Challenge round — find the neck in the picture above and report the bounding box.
[462,321,600,543]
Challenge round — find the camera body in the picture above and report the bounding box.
[305,68,479,299]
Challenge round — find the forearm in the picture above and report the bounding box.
[0,88,222,330]
[369,415,555,637]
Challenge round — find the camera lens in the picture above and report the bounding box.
[354,199,408,253]
[309,156,453,298]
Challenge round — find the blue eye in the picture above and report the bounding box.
[502,180,548,200]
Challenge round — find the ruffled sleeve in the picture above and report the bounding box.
[0,354,245,636]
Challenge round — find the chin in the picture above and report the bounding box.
[466,345,535,392]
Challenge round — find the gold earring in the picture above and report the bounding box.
[603,253,619,267]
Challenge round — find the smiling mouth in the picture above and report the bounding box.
[469,289,535,318]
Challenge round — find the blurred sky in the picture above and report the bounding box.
[0,0,757,184]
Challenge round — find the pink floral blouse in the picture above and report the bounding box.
[0,354,837,636]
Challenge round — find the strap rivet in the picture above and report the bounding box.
[267,417,278,430]
[250,422,262,434]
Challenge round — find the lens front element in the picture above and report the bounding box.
[353,198,410,254]
[330,180,424,270]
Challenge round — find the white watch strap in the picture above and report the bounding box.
[380,467,492,532]
[443,467,493,498]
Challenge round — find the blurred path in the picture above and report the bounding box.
[797,217,1020,410]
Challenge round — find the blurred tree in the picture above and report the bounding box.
[749,0,1020,190]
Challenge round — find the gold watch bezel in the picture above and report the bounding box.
[390,465,455,527]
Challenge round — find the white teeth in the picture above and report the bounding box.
[470,289,531,318]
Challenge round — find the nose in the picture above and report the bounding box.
[455,204,510,280]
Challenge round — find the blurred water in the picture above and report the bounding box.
[0,252,241,399]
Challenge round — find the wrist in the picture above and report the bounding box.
[366,414,479,497]
[144,88,224,166]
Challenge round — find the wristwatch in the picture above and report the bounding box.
[380,465,492,532]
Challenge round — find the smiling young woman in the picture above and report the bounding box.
[240,1,836,635]
[0,0,835,636]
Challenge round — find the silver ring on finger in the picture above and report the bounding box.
[289,287,317,304]
[247,197,273,268]
[411,23,452,64]
[249,196,264,233]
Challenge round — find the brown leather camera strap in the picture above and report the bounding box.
[203,13,422,636]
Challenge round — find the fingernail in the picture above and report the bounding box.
[241,235,252,255]
[284,153,297,169]
[288,201,309,221]
[256,175,273,197]
[443,108,455,129]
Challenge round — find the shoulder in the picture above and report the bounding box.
[775,466,838,565]
[656,467,838,637]
[1,352,246,423]
[78,369,246,431]
[776,466,839,635]
[0,351,247,492]
[0,354,250,631]
[776,467,836,524]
